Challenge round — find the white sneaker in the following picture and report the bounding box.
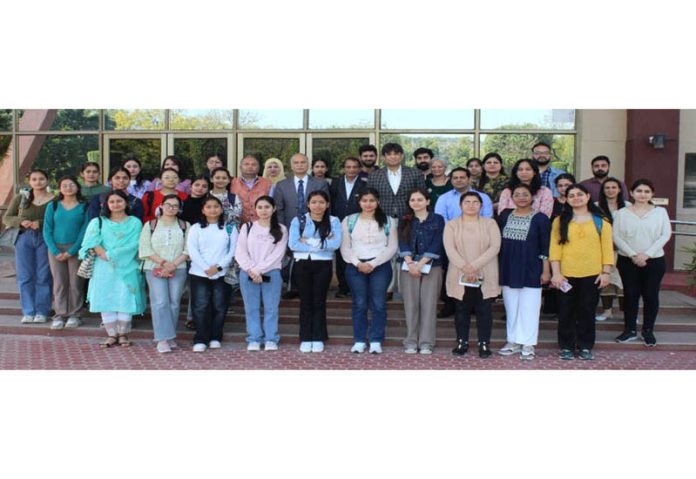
[311,341,324,353]
[50,319,65,330]
[192,343,207,353]
[264,341,278,351]
[65,317,81,328]
[351,342,367,354]
[596,309,612,321]
[168,340,178,349]
[247,342,261,352]
[520,345,535,360]
[157,341,172,353]
[21,315,34,324]
[33,314,47,323]
[498,342,521,356]
[404,346,418,354]
[369,342,383,354]
[299,342,313,353]
[419,347,433,355]
[209,340,222,349]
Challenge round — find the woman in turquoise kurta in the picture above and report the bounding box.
[79,190,145,347]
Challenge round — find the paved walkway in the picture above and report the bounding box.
[1,333,694,370]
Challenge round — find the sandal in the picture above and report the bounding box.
[185,320,195,330]
[117,335,132,347]
[100,336,118,348]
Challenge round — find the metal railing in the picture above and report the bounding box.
[672,220,696,237]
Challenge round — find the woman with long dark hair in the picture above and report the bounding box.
[550,184,614,360]
[3,169,55,324]
[43,176,89,329]
[289,190,342,352]
[87,167,144,221]
[551,173,576,220]
[79,190,146,346]
[149,155,192,194]
[497,158,553,217]
[478,153,508,212]
[466,158,483,189]
[398,188,445,355]
[340,188,398,354]
[236,196,288,351]
[311,158,332,185]
[79,161,109,201]
[613,179,672,346]
[122,155,152,199]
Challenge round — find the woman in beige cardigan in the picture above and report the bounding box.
[443,191,501,358]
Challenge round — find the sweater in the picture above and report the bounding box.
[3,193,53,229]
[186,223,238,279]
[339,216,398,268]
[612,206,672,259]
[235,222,289,274]
[42,201,90,256]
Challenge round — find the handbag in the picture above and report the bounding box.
[77,250,96,279]
[224,259,241,290]
[0,227,20,249]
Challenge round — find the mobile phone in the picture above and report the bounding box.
[559,280,573,293]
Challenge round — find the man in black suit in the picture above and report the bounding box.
[273,153,330,298]
[329,156,368,298]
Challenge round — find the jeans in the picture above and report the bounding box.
[146,269,187,342]
[238,269,281,344]
[454,287,493,344]
[296,259,332,341]
[345,262,392,343]
[617,255,665,332]
[15,230,53,316]
[190,274,230,345]
[557,275,599,350]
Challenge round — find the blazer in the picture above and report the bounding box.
[330,172,368,220]
[367,166,426,219]
[273,175,330,228]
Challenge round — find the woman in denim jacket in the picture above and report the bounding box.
[397,188,445,355]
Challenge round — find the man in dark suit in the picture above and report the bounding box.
[330,156,368,298]
[273,153,330,298]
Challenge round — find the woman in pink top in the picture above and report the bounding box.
[497,159,554,218]
[235,196,289,352]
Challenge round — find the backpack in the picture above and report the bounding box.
[149,218,187,234]
[591,214,604,237]
[346,213,391,237]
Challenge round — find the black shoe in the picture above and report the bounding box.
[642,330,657,347]
[615,330,638,343]
[437,306,455,319]
[335,290,350,299]
[386,292,393,301]
[478,342,492,358]
[451,339,468,356]
[282,291,299,300]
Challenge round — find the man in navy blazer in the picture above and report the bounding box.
[330,156,368,298]
[273,153,330,298]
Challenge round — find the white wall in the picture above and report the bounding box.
[576,109,627,182]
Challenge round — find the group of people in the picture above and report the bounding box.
[2,141,672,360]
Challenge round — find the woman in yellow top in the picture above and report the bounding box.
[550,184,614,361]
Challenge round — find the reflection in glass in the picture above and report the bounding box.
[380,134,474,169]
[17,109,100,131]
[309,110,374,129]
[239,110,304,129]
[0,136,12,206]
[480,109,575,130]
[0,110,12,131]
[684,153,696,208]
[480,133,575,173]
[380,110,475,130]
[242,137,300,174]
[170,109,234,130]
[174,138,228,177]
[105,109,166,130]
[108,138,163,181]
[311,137,370,177]
[18,135,99,187]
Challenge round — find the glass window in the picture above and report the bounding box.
[239,109,304,129]
[684,153,696,208]
[309,110,374,129]
[105,109,166,130]
[480,133,575,173]
[380,134,474,169]
[0,110,12,131]
[0,136,13,206]
[108,138,163,181]
[480,109,575,130]
[380,110,475,130]
[173,138,228,177]
[17,135,100,187]
[17,109,99,131]
[242,137,301,174]
[311,137,371,177]
[170,109,234,130]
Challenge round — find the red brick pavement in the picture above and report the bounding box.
[1,333,695,370]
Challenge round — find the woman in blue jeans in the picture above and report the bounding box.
[339,188,398,354]
[186,196,238,353]
[235,196,288,351]
[3,169,55,324]
[138,194,190,353]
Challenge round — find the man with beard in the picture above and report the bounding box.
[579,155,628,202]
[531,142,565,197]
[413,147,434,178]
[359,144,380,175]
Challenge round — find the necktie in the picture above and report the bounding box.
[297,179,306,215]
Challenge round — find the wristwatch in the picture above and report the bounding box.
[216,265,223,272]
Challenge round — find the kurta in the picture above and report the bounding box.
[497,209,550,288]
[79,216,146,314]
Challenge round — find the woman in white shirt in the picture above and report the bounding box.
[340,188,398,354]
[612,179,672,347]
[187,196,239,352]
